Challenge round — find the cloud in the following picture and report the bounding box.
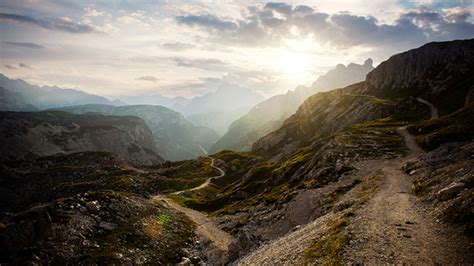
[2,41,45,49]
[0,13,97,33]
[175,3,474,48]
[176,14,238,31]
[19,63,32,69]
[161,42,195,51]
[136,75,160,82]
[172,57,227,70]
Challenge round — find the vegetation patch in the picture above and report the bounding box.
[304,213,352,265]
[412,177,428,195]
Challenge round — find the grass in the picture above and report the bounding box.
[304,213,352,265]
[412,177,428,196]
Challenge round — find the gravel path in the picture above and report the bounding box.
[417,97,439,119]
[343,126,473,264]
[153,195,233,253]
[153,158,232,260]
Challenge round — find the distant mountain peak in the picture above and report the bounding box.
[0,74,115,111]
[364,58,373,67]
[311,59,374,91]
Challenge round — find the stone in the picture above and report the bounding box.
[99,221,117,231]
[437,182,465,201]
[177,257,191,266]
[86,201,101,212]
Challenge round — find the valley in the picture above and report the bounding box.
[1,39,473,264]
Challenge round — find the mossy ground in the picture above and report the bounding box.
[304,213,352,265]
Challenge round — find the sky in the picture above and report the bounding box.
[1,0,473,99]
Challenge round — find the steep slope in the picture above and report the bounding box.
[0,111,163,165]
[54,104,219,161]
[0,74,115,111]
[211,59,374,153]
[364,39,474,114]
[186,107,251,136]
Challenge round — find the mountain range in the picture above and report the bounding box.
[0,74,116,111]
[0,111,163,165]
[1,39,473,264]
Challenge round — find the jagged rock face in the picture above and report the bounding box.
[367,40,474,89]
[0,111,163,165]
[54,104,219,161]
[364,39,474,114]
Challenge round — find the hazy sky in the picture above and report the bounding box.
[1,0,473,98]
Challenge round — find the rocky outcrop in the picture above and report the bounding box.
[366,40,474,90]
[0,111,163,165]
[364,39,474,114]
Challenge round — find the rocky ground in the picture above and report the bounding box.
[0,152,194,264]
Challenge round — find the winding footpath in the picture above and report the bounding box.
[176,158,225,193]
[344,98,472,264]
[153,157,233,257]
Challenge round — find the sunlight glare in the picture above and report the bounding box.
[277,51,312,74]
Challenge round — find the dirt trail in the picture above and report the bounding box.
[171,158,225,194]
[417,97,439,119]
[343,126,472,264]
[153,158,232,257]
[396,126,424,154]
[153,195,233,252]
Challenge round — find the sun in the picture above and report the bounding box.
[277,51,312,74]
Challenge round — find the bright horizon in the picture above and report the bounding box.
[1,0,473,99]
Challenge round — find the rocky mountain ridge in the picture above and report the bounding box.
[0,74,115,111]
[0,111,163,165]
